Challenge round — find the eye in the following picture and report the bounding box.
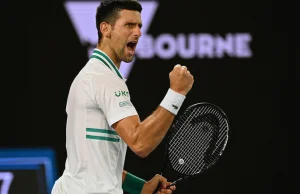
[125,23,135,28]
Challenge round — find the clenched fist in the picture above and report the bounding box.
[169,64,194,96]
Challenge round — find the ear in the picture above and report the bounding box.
[100,22,112,38]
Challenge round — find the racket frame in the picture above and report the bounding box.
[163,102,230,187]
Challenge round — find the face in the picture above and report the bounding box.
[109,10,142,63]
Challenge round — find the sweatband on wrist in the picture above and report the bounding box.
[122,172,146,194]
[160,88,186,115]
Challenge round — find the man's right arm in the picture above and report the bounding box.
[113,105,175,158]
[112,64,194,158]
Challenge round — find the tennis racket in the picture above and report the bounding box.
[154,102,229,193]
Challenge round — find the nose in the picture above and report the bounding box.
[134,26,142,37]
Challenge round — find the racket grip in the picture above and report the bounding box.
[166,182,175,188]
[153,182,175,193]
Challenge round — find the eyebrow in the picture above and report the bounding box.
[127,22,143,28]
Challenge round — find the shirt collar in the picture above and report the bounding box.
[90,48,124,80]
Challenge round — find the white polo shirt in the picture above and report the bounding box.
[52,49,138,194]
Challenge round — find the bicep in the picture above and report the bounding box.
[112,115,141,148]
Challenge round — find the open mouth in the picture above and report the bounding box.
[127,41,137,53]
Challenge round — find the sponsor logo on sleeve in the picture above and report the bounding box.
[119,101,133,107]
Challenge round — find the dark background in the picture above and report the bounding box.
[4,0,294,193]
[0,170,45,194]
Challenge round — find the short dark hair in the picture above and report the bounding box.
[96,0,142,43]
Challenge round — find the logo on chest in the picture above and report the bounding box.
[115,91,129,97]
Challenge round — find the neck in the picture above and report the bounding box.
[96,44,121,69]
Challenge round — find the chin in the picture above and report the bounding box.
[123,57,134,63]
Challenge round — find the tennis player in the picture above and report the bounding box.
[51,0,194,193]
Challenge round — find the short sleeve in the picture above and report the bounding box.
[94,80,138,127]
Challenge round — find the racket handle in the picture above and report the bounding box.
[153,181,177,194]
[166,181,176,188]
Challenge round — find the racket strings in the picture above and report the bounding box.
[170,105,215,150]
[169,106,214,174]
[172,120,215,174]
[172,122,216,173]
[168,105,228,176]
[210,121,228,155]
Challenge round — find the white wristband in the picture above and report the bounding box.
[160,89,186,115]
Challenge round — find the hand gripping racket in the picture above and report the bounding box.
[154,102,230,193]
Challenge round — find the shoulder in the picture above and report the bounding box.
[83,59,120,82]
[88,72,127,94]
[93,77,127,93]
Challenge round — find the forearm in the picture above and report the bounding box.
[134,106,175,156]
[132,89,185,157]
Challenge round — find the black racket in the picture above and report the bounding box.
[154,102,229,193]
